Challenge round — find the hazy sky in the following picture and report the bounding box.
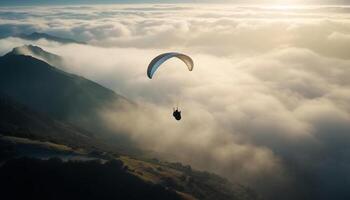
[1,0,350,6]
[1,3,350,200]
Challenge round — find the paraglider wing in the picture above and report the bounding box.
[147,52,194,79]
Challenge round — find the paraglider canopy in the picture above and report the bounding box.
[147,52,194,79]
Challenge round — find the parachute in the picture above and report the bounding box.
[147,52,194,79]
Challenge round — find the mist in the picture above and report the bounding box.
[1,4,350,200]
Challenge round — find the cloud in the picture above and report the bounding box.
[1,4,350,200]
[2,5,350,58]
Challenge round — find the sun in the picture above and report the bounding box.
[269,0,302,6]
[265,0,306,9]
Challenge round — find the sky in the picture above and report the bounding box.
[1,0,350,6]
[1,3,350,200]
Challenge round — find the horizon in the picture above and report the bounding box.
[1,0,350,6]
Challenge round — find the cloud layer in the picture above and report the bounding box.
[1,4,350,200]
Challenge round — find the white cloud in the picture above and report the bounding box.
[1,4,350,200]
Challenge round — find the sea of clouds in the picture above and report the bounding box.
[1,4,350,200]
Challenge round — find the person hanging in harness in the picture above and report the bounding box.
[173,107,182,121]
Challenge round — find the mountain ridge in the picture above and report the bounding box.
[9,44,64,68]
[0,52,128,122]
[17,32,86,44]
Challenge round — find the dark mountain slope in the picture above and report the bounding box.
[0,53,129,133]
[0,95,95,149]
[0,134,259,200]
[0,157,182,200]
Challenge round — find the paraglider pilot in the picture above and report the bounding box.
[173,107,181,121]
[147,52,193,121]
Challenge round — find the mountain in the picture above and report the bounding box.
[0,52,128,127]
[0,133,259,200]
[0,50,136,153]
[9,45,64,68]
[0,97,258,200]
[0,47,259,200]
[0,157,183,200]
[0,95,97,149]
[121,157,259,200]
[17,32,85,44]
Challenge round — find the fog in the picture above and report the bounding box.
[1,4,350,200]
